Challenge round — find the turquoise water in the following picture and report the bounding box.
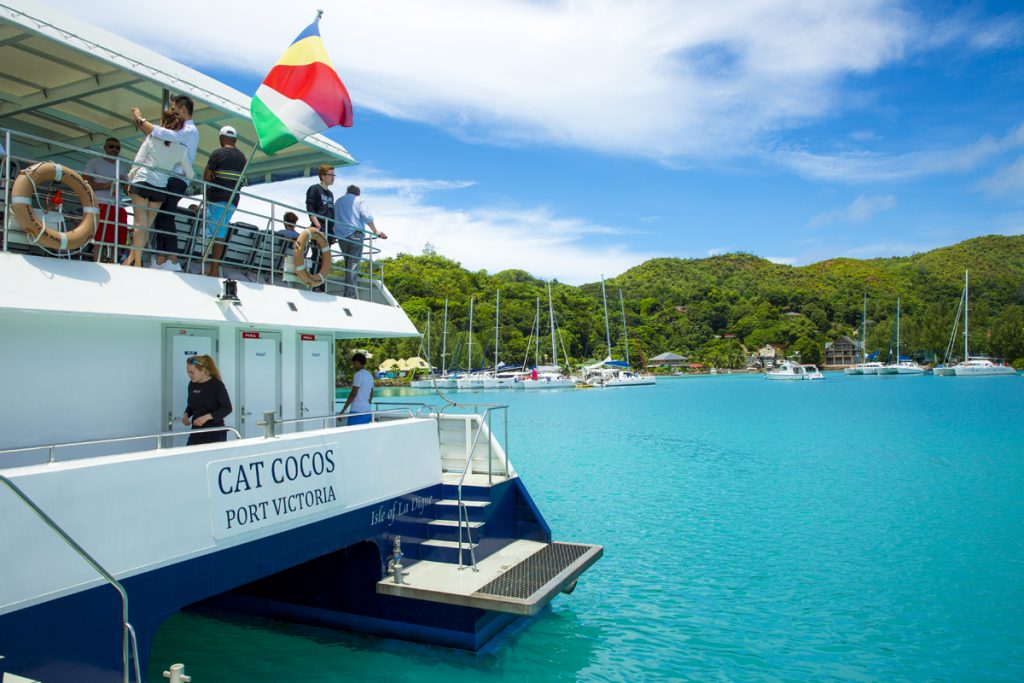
[151,375,1024,681]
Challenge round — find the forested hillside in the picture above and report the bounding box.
[356,235,1024,370]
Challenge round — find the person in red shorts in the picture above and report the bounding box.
[83,137,130,263]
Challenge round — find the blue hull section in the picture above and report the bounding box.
[0,478,550,682]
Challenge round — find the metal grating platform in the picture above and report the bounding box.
[476,542,593,599]
[377,539,603,616]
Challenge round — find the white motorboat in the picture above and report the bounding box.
[765,361,824,380]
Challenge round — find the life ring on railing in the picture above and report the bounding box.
[10,162,98,251]
[292,228,331,287]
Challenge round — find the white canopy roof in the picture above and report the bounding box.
[0,0,356,185]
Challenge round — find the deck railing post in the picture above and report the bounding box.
[262,410,277,439]
[112,157,122,264]
[3,129,12,253]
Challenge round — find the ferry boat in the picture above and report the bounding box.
[0,3,601,681]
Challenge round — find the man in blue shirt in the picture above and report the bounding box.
[334,185,388,298]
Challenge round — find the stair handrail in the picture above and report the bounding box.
[448,404,509,571]
[0,474,141,683]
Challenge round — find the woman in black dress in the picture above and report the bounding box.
[181,354,232,445]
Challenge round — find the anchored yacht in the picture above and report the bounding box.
[0,3,600,681]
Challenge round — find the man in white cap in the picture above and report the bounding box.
[202,125,246,276]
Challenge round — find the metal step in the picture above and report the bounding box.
[378,540,603,616]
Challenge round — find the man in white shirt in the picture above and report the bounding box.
[131,95,199,270]
[83,137,130,262]
[334,185,387,298]
[338,352,374,426]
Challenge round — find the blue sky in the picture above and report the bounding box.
[55,0,1024,283]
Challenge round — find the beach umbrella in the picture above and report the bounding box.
[405,356,430,370]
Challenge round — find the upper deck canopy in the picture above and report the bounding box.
[0,0,356,184]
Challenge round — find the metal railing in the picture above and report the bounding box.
[375,398,511,572]
[1,126,387,301]
[0,427,242,466]
[439,403,509,571]
[256,407,420,437]
[1,474,141,683]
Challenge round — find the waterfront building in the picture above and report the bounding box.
[824,335,863,368]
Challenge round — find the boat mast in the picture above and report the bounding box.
[426,309,431,376]
[441,299,449,376]
[862,293,867,364]
[895,297,900,364]
[535,297,541,367]
[494,289,500,372]
[547,282,557,368]
[601,275,612,358]
[468,297,474,373]
[964,270,970,362]
[619,289,630,367]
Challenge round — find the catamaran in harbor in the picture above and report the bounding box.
[934,271,1016,377]
[0,3,601,681]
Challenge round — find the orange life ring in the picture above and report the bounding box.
[10,162,98,251]
[292,228,331,287]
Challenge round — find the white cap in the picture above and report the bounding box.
[219,125,237,138]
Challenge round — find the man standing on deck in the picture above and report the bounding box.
[334,185,387,299]
[82,137,130,263]
[338,352,374,425]
[203,126,246,277]
[305,164,335,292]
[131,95,198,271]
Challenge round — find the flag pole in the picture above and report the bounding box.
[204,9,324,266]
[201,142,260,265]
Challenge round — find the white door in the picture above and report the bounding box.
[238,331,281,438]
[298,332,334,431]
[164,327,217,434]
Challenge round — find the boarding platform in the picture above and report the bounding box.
[378,540,603,616]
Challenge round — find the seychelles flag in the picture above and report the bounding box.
[251,15,353,155]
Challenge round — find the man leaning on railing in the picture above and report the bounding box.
[334,185,387,299]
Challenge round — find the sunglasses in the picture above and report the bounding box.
[187,357,205,367]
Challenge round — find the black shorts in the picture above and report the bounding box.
[132,182,165,203]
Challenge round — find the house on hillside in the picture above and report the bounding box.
[824,335,862,368]
[757,344,784,368]
[647,352,688,369]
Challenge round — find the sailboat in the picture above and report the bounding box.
[455,297,485,389]
[581,279,656,387]
[936,270,1016,377]
[410,299,458,388]
[845,294,885,375]
[879,298,925,375]
[520,283,576,390]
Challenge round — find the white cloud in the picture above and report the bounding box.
[44,0,919,161]
[765,256,796,265]
[778,124,1024,183]
[976,156,1024,197]
[235,175,657,284]
[809,194,897,228]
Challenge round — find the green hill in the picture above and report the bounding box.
[362,235,1024,370]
